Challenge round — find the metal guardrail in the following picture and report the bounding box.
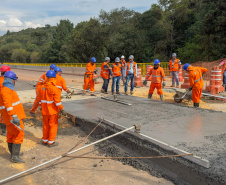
[4,62,169,77]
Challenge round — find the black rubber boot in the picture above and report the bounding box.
[8,143,13,157]
[0,123,6,136]
[148,94,152,99]
[11,144,25,163]
[194,103,199,107]
[160,95,163,101]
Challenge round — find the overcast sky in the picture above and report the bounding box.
[0,0,158,36]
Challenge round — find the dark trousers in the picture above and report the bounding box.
[102,78,109,92]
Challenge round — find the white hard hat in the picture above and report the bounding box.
[105,57,110,61]
[115,57,120,62]
[172,53,177,57]
[129,55,134,59]
[121,55,125,59]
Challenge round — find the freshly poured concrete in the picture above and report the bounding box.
[62,95,226,181]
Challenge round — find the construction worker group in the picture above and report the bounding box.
[0,52,210,164]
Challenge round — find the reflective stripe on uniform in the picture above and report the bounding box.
[194,76,203,83]
[42,139,48,143]
[56,85,62,89]
[41,100,54,104]
[55,102,62,106]
[0,106,5,110]
[0,101,22,111]
[39,78,44,81]
[12,101,21,106]
[48,140,55,144]
[152,75,162,77]
[7,107,13,111]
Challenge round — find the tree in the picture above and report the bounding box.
[30,51,40,63]
[11,49,28,63]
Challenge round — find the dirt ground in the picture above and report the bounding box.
[0,68,225,185]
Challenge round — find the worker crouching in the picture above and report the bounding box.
[0,71,26,163]
[183,63,207,107]
[39,70,66,147]
[145,59,166,101]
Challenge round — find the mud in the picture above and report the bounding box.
[62,95,226,184]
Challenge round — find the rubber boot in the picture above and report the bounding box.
[8,143,13,157]
[30,111,36,118]
[11,144,25,163]
[148,94,152,99]
[0,123,6,136]
[160,95,163,101]
[194,103,199,108]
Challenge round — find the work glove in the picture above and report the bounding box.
[60,109,67,117]
[12,115,20,126]
[94,69,98,74]
[188,87,192,91]
[162,81,166,87]
[143,80,147,86]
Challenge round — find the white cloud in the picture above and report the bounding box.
[0,0,158,35]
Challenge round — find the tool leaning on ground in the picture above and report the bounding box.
[173,88,192,103]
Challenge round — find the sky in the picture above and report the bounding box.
[0,0,158,36]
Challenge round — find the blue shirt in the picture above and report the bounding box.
[125,62,137,77]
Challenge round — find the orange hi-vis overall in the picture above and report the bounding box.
[126,62,137,77]
[31,72,46,113]
[147,67,166,95]
[188,66,207,103]
[84,62,96,94]
[112,63,122,77]
[56,74,69,93]
[0,86,26,144]
[101,62,110,79]
[0,76,5,125]
[38,78,63,145]
[169,59,180,71]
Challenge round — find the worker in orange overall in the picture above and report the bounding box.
[38,70,66,147]
[144,59,166,101]
[183,63,207,107]
[30,64,57,118]
[218,60,226,91]
[168,53,181,88]
[111,57,122,95]
[101,57,112,94]
[0,71,26,163]
[54,67,72,94]
[0,65,10,136]
[120,55,126,85]
[84,57,97,96]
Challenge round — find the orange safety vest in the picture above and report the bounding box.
[85,62,96,76]
[101,62,110,79]
[169,59,180,71]
[120,59,126,68]
[112,63,121,77]
[188,66,207,89]
[148,67,166,83]
[56,74,69,93]
[39,78,63,116]
[126,62,137,77]
[0,86,26,125]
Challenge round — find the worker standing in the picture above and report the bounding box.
[39,70,66,147]
[101,57,112,94]
[30,64,57,117]
[0,65,10,136]
[168,53,181,88]
[0,71,26,163]
[54,67,72,94]
[145,59,166,101]
[124,55,137,95]
[111,57,122,95]
[120,55,126,85]
[84,57,97,96]
[183,63,207,107]
[218,60,226,91]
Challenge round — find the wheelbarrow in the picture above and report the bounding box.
[173,88,192,103]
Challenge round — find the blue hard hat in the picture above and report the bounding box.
[50,64,57,69]
[54,67,62,72]
[46,70,56,78]
[4,71,18,80]
[153,59,160,65]
[183,63,190,71]
[90,57,96,63]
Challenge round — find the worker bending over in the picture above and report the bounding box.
[183,63,207,107]
[101,57,112,94]
[30,64,57,117]
[111,57,122,94]
[54,67,72,94]
[169,53,181,88]
[0,65,10,136]
[39,70,66,147]
[124,55,137,95]
[0,71,26,163]
[84,57,97,96]
[145,59,166,101]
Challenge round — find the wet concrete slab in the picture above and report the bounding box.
[62,95,226,180]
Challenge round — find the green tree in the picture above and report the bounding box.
[11,49,28,63]
[30,51,40,63]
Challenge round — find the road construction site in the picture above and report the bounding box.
[0,66,226,185]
